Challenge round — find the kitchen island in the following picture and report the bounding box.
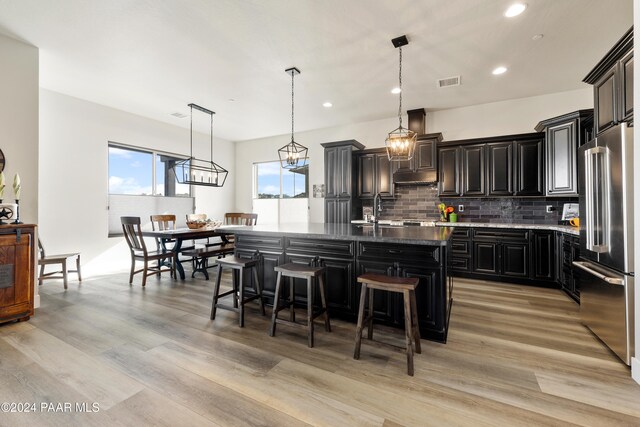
[224,223,454,343]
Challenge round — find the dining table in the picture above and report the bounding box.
[142,225,237,280]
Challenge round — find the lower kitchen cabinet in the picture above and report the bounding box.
[501,243,529,278]
[558,233,581,302]
[532,231,555,282]
[450,226,563,288]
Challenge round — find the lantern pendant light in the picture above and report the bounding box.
[173,103,228,187]
[278,67,308,169]
[385,35,417,162]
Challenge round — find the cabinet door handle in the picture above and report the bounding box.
[388,249,403,254]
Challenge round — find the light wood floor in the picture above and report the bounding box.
[1,270,639,426]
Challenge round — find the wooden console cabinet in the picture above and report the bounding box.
[0,224,36,324]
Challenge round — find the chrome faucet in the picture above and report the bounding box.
[372,193,382,223]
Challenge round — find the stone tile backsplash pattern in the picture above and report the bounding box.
[366,184,577,224]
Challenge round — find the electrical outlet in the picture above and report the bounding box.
[546,205,554,213]
[458,204,464,212]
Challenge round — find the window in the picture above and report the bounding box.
[108,143,190,197]
[254,160,309,199]
[107,143,193,237]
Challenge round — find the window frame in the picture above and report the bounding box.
[253,159,309,199]
[108,141,192,197]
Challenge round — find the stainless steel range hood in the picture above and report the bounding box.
[393,108,441,184]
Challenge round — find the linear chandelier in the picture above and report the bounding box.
[173,103,228,187]
[385,35,417,162]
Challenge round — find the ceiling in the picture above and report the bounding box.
[0,0,633,141]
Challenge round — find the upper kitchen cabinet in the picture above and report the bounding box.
[439,133,544,198]
[513,138,544,196]
[535,109,594,196]
[486,142,513,196]
[438,146,462,196]
[393,133,443,184]
[461,144,486,196]
[356,149,395,199]
[583,27,633,135]
[322,140,365,223]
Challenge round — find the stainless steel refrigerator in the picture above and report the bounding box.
[576,122,634,365]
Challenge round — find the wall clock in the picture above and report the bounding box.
[0,149,5,172]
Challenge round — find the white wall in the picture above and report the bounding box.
[39,89,235,275]
[632,0,639,386]
[235,88,593,222]
[0,34,38,223]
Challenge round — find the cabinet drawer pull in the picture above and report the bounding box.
[388,249,403,254]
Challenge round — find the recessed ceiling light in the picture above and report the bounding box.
[391,87,401,94]
[505,3,527,17]
[492,66,508,75]
[532,33,544,41]
[322,102,333,108]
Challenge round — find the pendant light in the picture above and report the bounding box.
[173,103,228,187]
[385,35,417,162]
[278,67,308,169]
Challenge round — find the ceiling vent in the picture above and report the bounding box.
[171,112,188,118]
[437,76,461,88]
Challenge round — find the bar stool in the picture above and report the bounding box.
[210,255,266,327]
[354,273,421,376]
[269,262,331,347]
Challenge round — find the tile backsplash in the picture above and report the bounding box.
[364,184,578,224]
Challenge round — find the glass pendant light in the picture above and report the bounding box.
[278,67,308,169]
[173,103,228,187]
[385,35,417,162]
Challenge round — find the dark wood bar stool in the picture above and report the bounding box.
[354,273,421,376]
[269,263,331,348]
[210,255,266,327]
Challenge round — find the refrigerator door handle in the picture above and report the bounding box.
[572,261,624,285]
[584,146,610,253]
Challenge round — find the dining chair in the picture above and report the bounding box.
[121,216,176,286]
[240,213,258,226]
[38,238,82,289]
[224,212,244,225]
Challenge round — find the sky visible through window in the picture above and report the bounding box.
[256,161,307,198]
[109,146,153,195]
[108,145,190,196]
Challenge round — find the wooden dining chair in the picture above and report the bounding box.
[121,216,175,286]
[224,212,244,225]
[38,238,82,289]
[240,213,258,226]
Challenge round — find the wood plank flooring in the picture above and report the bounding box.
[1,271,639,426]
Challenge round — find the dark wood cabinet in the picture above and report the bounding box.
[546,120,578,195]
[473,241,499,274]
[0,225,36,325]
[532,231,555,281]
[394,134,442,180]
[620,50,633,123]
[322,140,364,223]
[501,243,529,278]
[583,27,633,135]
[535,110,594,197]
[325,199,351,225]
[487,142,513,196]
[438,146,462,196]
[356,259,397,325]
[357,154,375,198]
[461,144,486,196]
[356,150,395,199]
[514,138,544,196]
[557,233,581,302]
[439,133,544,198]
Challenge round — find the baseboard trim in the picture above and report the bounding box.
[34,294,40,309]
[633,357,640,385]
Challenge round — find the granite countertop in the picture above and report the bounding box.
[224,222,454,246]
[433,221,580,236]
